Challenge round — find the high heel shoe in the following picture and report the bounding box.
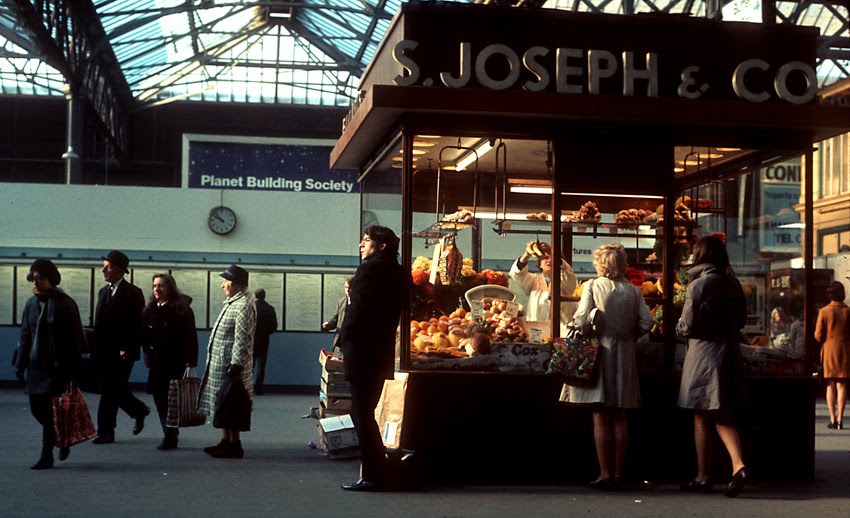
[725,466,749,498]
[589,477,615,491]
[838,422,844,430]
[679,479,713,493]
[827,421,835,429]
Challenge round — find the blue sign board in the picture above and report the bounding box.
[185,137,358,194]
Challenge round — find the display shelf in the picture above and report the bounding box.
[412,220,475,240]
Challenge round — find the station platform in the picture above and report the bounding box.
[0,389,846,517]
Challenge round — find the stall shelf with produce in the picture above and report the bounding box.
[330,3,850,483]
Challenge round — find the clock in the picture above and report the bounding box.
[208,205,237,235]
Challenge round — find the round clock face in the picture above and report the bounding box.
[208,206,237,235]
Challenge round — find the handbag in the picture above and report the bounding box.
[52,382,97,448]
[213,376,252,431]
[166,367,206,428]
[547,279,601,386]
[548,331,600,385]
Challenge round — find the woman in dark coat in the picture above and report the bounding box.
[141,273,198,450]
[676,235,749,497]
[14,259,85,469]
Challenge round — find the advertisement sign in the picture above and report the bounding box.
[182,134,359,193]
[759,159,802,253]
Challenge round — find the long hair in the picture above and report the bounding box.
[692,235,733,275]
[144,273,189,316]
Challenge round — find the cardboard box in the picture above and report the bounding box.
[322,369,347,384]
[319,391,352,412]
[321,378,352,398]
[319,348,344,372]
[318,414,359,453]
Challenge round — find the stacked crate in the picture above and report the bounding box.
[318,349,351,418]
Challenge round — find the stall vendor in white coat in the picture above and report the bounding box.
[509,240,578,336]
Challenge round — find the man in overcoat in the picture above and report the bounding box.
[339,226,406,491]
[92,250,149,444]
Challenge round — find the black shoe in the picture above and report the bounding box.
[589,477,615,491]
[725,466,749,498]
[157,438,178,450]
[92,434,115,444]
[133,407,150,435]
[204,439,229,455]
[341,477,380,492]
[827,421,835,429]
[58,447,70,461]
[838,422,844,430]
[679,479,713,493]
[210,440,244,459]
[31,455,54,470]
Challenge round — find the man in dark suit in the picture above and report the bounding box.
[252,288,278,395]
[92,250,149,444]
[321,277,351,354]
[339,226,406,492]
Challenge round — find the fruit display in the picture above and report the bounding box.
[442,209,475,223]
[410,299,531,359]
[525,211,549,220]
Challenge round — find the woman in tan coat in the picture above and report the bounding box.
[814,281,850,430]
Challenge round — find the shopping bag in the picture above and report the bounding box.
[375,372,409,449]
[52,383,96,448]
[166,368,206,428]
[547,333,600,386]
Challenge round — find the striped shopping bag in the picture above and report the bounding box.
[165,367,206,428]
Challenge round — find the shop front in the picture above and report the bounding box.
[331,3,850,482]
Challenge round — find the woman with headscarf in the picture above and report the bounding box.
[13,259,85,469]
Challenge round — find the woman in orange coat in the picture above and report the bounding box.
[814,281,850,430]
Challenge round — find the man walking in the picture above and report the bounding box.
[339,226,406,492]
[92,250,149,444]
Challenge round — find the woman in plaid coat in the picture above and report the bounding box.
[198,265,256,458]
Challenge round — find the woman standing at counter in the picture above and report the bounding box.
[567,243,653,490]
[676,235,749,497]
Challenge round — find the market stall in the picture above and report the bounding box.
[330,2,850,482]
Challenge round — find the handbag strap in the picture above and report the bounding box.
[183,366,197,379]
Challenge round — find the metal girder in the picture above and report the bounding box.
[10,0,132,154]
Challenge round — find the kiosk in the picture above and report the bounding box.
[331,3,850,483]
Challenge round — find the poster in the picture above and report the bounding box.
[285,273,322,331]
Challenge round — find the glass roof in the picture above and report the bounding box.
[0,0,848,107]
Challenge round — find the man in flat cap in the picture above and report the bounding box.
[92,250,149,444]
[14,259,85,469]
[198,264,256,458]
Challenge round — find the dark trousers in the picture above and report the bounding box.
[96,359,148,434]
[151,379,177,439]
[349,377,387,482]
[253,348,268,393]
[29,393,55,456]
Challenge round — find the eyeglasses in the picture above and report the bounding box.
[29,275,44,283]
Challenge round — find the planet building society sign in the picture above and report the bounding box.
[183,135,359,193]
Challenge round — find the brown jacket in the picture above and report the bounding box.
[815,300,850,379]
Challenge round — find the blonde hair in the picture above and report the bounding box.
[592,243,627,279]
